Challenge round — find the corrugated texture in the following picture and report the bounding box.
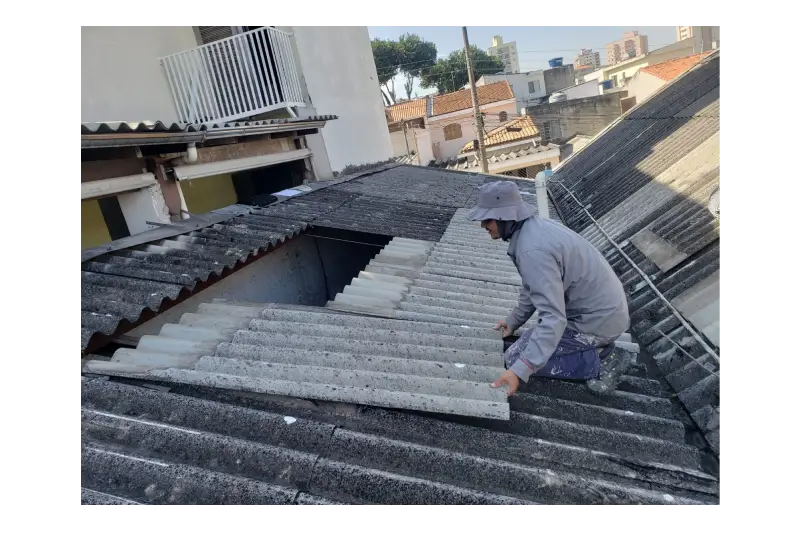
[460,116,539,154]
[547,52,720,453]
[84,301,510,420]
[641,52,714,82]
[430,143,556,172]
[431,82,514,116]
[82,197,720,503]
[81,165,490,351]
[81,116,338,134]
[385,98,428,122]
[81,213,307,352]
[82,342,718,504]
[332,165,486,208]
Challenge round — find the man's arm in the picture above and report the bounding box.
[505,283,535,333]
[508,248,568,382]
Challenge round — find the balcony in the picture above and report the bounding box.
[160,27,305,124]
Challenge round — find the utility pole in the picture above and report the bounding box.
[401,119,412,160]
[462,26,489,173]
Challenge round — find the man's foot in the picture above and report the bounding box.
[586,349,633,395]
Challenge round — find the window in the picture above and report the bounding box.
[499,111,508,122]
[443,123,463,141]
[528,80,540,94]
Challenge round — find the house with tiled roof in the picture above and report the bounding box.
[622,52,714,110]
[385,81,516,164]
[429,116,560,177]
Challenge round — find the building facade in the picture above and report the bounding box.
[574,49,601,70]
[605,31,649,66]
[81,26,392,250]
[676,26,720,53]
[487,36,520,74]
[475,71,546,113]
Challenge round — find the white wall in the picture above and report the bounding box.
[82,27,198,123]
[415,129,434,165]
[117,184,172,236]
[390,129,417,158]
[290,27,392,171]
[480,73,545,113]
[624,71,667,106]
[428,101,517,160]
[563,81,600,101]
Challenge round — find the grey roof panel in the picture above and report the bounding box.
[546,52,721,454]
[80,116,338,134]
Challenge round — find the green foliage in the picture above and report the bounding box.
[420,46,505,94]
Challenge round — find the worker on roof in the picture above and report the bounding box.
[466,181,631,395]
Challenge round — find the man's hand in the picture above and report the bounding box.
[494,319,514,337]
[491,369,520,396]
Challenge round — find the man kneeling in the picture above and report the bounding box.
[466,181,631,395]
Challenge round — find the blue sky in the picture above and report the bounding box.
[368,26,677,99]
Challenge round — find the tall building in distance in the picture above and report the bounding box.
[605,31,649,66]
[676,26,720,52]
[574,48,601,70]
[675,24,694,41]
[487,35,520,74]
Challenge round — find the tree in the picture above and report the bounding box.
[397,33,437,100]
[371,38,403,106]
[420,46,505,94]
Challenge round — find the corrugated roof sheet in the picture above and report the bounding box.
[82,372,718,504]
[385,98,428,122]
[459,116,539,154]
[82,170,721,503]
[641,52,714,82]
[81,116,338,135]
[430,143,556,172]
[81,213,308,352]
[80,165,486,352]
[548,51,720,453]
[431,81,514,117]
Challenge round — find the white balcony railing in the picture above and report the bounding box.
[160,27,305,124]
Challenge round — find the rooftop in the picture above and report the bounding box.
[459,116,539,155]
[385,98,427,123]
[82,175,719,503]
[549,50,720,454]
[640,51,715,82]
[431,81,514,117]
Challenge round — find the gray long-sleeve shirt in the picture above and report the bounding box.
[504,217,629,381]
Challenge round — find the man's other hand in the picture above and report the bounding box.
[491,369,520,396]
[493,319,513,337]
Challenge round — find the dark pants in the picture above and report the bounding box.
[505,328,616,381]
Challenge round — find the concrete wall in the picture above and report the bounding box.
[82,199,112,250]
[181,173,238,214]
[624,71,666,107]
[415,129,434,165]
[117,184,172,236]
[390,129,417,158]
[290,27,392,171]
[125,235,330,339]
[428,101,517,160]
[543,65,576,94]
[82,26,198,123]
[528,94,623,143]
[563,81,600,101]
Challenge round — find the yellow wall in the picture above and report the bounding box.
[180,173,238,214]
[82,199,112,250]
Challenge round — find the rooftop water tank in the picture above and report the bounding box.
[548,57,563,68]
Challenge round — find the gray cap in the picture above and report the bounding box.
[466,181,536,222]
